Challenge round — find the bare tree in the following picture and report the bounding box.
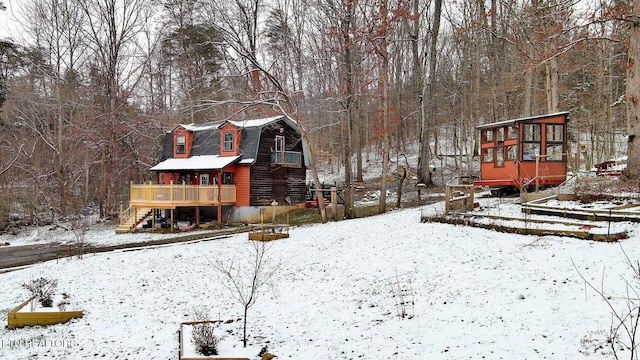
[574,249,640,359]
[319,0,360,218]
[416,0,442,188]
[78,0,157,216]
[626,0,640,178]
[0,143,22,177]
[213,240,279,348]
[203,0,330,222]
[22,0,89,216]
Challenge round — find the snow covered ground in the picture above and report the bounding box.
[0,219,182,248]
[0,199,638,359]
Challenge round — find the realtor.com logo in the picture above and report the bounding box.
[1,338,76,349]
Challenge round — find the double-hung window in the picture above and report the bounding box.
[176,135,186,154]
[223,132,234,152]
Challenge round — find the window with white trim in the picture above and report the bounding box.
[223,132,234,152]
[200,173,209,185]
[275,135,285,152]
[176,135,186,154]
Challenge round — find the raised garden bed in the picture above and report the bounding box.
[247,224,289,241]
[8,295,83,329]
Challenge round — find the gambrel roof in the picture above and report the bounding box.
[152,115,306,171]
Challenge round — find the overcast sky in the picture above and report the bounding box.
[0,0,23,42]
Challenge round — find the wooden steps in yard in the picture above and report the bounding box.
[115,207,152,234]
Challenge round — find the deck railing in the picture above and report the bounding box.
[271,151,302,168]
[128,181,236,208]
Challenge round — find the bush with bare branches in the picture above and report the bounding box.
[576,248,640,359]
[213,240,280,348]
[190,307,220,356]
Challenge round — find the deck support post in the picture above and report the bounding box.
[217,171,222,226]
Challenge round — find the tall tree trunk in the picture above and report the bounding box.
[57,81,66,217]
[545,57,559,113]
[378,0,390,214]
[341,0,357,219]
[625,0,640,178]
[417,0,442,186]
[379,50,390,214]
[523,51,533,117]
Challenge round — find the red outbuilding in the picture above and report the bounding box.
[474,112,569,194]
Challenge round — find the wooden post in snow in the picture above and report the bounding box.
[445,185,451,215]
[330,187,338,221]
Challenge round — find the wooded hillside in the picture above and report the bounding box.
[0,0,637,224]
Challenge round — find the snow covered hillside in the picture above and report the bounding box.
[0,199,637,359]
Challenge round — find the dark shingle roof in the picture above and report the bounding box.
[156,116,302,166]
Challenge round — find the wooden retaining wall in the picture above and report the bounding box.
[522,195,640,222]
[423,215,594,240]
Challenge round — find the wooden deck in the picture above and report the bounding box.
[128,182,236,208]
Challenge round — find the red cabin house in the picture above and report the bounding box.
[116,115,308,233]
[473,112,569,194]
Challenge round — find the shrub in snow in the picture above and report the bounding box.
[191,322,219,356]
[22,277,58,308]
[190,307,220,356]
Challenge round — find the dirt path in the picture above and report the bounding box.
[0,227,247,272]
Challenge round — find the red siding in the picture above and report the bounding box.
[161,173,178,184]
[478,113,568,186]
[235,165,251,206]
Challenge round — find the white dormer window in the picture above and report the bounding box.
[223,132,234,152]
[176,135,186,154]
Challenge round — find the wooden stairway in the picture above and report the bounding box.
[115,207,152,234]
